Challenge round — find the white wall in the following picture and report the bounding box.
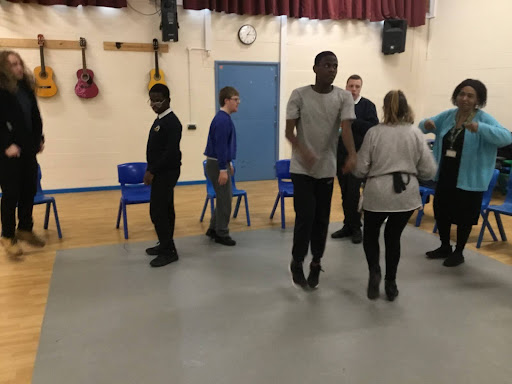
[11,1,511,190]
[422,0,512,128]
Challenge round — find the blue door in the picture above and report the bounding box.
[215,62,279,181]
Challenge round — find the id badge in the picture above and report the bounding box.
[446,149,457,158]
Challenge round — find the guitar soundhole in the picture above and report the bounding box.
[154,75,161,81]
[81,73,90,82]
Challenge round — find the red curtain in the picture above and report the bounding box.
[7,0,127,8]
[183,0,426,27]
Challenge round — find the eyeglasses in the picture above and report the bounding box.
[230,97,241,103]
[147,98,167,106]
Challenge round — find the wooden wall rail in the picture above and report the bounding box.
[0,38,81,49]
[103,42,169,53]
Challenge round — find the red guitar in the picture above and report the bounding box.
[75,37,98,99]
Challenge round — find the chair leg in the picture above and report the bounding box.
[415,209,424,227]
[494,212,507,241]
[477,210,489,248]
[200,197,209,222]
[122,203,128,239]
[234,196,242,218]
[415,194,428,227]
[485,219,498,241]
[52,201,63,239]
[244,194,250,226]
[116,199,122,229]
[280,195,286,229]
[270,193,280,219]
[44,202,51,229]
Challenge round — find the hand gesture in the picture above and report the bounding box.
[143,171,154,185]
[300,147,318,170]
[424,120,436,131]
[218,171,228,186]
[464,122,478,133]
[342,152,357,174]
[5,144,21,158]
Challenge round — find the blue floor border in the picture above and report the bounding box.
[0,180,206,196]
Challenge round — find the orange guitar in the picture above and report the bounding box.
[148,39,166,91]
[34,34,57,98]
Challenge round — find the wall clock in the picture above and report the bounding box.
[238,24,257,45]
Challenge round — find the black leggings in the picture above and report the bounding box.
[363,210,414,281]
[437,220,472,253]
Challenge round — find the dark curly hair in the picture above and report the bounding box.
[0,50,35,92]
[451,79,487,108]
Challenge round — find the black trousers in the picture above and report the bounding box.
[205,159,232,238]
[0,156,38,238]
[291,173,334,263]
[363,210,414,281]
[337,170,363,230]
[149,170,180,251]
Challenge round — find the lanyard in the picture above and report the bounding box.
[448,110,476,149]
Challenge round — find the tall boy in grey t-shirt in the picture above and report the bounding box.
[286,51,356,289]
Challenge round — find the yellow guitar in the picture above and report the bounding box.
[34,34,57,98]
[148,38,166,91]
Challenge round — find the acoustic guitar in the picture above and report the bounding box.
[34,34,57,98]
[148,38,166,91]
[75,37,99,99]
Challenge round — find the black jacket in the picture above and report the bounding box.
[338,96,379,168]
[0,83,43,159]
[146,111,182,174]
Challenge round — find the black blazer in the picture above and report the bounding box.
[0,84,43,159]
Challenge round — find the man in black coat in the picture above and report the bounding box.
[0,51,45,256]
[144,84,182,268]
[332,75,378,244]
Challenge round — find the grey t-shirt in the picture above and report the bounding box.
[286,85,356,178]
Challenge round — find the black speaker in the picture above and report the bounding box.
[161,0,178,42]
[382,19,407,55]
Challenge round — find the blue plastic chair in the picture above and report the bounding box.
[199,160,251,226]
[270,159,294,229]
[34,165,62,239]
[477,169,512,248]
[415,185,435,227]
[116,162,151,239]
[432,169,499,237]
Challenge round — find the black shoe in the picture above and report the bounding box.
[385,280,399,301]
[215,235,236,246]
[426,245,452,259]
[145,243,161,256]
[289,259,308,289]
[205,228,216,239]
[443,251,465,267]
[150,250,179,267]
[367,270,381,300]
[307,262,324,289]
[351,229,362,244]
[331,226,352,239]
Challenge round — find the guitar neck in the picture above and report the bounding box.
[154,50,160,77]
[39,45,46,75]
[82,48,87,71]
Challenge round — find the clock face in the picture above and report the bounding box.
[238,25,257,45]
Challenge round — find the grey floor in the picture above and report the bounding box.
[33,224,512,384]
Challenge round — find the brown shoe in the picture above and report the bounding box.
[16,230,46,247]
[1,237,23,256]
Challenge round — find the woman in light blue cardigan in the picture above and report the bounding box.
[419,79,512,267]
